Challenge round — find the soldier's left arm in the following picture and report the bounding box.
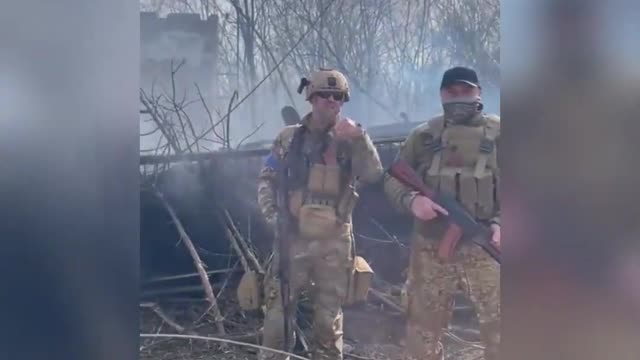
[257,130,288,225]
[349,128,384,184]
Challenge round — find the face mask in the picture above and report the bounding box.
[442,96,483,124]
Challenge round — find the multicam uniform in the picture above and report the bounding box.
[384,112,501,360]
[256,69,383,360]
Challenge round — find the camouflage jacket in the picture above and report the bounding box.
[383,113,501,226]
[257,113,383,224]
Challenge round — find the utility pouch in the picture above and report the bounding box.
[322,165,341,197]
[336,185,359,223]
[236,270,263,311]
[298,202,338,238]
[308,164,325,193]
[345,256,374,305]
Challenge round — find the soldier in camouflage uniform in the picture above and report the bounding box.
[257,68,383,360]
[384,67,501,360]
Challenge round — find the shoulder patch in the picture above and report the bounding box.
[484,113,501,125]
[263,152,280,170]
[483,114,500,138]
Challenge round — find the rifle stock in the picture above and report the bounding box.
[275,160,292,350]
[387,159,501,264]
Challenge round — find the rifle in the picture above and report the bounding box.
[387,159,501,264]
[275,154,292,350]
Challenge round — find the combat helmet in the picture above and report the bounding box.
[297,68,350,102]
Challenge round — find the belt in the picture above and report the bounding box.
[303,194,337,207]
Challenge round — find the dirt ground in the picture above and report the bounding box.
[139,293,484,360]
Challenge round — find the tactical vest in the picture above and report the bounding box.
[418,116,499,221]
[285,126,358,238]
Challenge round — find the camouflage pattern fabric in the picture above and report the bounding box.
[258,225,353,360]
[257,114,383,360]
[384,113,501,360]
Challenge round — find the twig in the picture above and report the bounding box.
[194,83,226,143]
[152,185,226,335]
[294,322,309,353]
[369,288,404,313]
[218,210,251,272]
[354,232,396,244]
[235,122,265,150]
[223,209,264,273]
[444,329,484,349]
[225,91,239,148]
[140,90,182,154]
[369,217,405,247]
[169,59,194,154]
[143,268,238,284]
[345,353,374,360]
[141,285,221,298]
[191,259,241,327]
[150,304,186,333]
[193,0,338,144]
[139,333,310,360]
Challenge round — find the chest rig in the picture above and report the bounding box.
[285,125,356,238]
[421,116,499,220]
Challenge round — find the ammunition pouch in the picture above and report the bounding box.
[297,163,345,238]
[423,119,499,221]
[236,270,263,311]
[308,164,341,197]
[298,198,338,238]
[345,256,374,305]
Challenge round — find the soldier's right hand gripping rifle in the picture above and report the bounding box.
[388,159,501,264]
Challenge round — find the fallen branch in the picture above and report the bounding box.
[294,321,310,353]
[369,288,404,313]
[149,303,186,333]
[152,185,226,335]
[218,210,251,273]
[139,333,310,360]
[143,268,238,284]
[141,283,228,298]
[223,209,264,273]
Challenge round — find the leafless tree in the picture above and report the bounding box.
[140,0,500,146]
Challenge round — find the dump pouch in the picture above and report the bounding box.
[345,256,374,305]
[298,203,338,238]
[475,167,496,220]
[236,270,263,311]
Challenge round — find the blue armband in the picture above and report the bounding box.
[263,152,279,170]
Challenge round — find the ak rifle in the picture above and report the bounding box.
[387,159,501,264]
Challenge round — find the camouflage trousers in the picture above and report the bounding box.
[258,224,353,360]
[404,223,500,360]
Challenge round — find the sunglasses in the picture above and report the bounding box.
[315,92,346,101]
